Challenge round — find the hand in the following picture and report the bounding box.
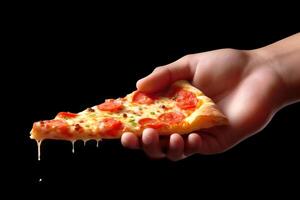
[121,48,286,161]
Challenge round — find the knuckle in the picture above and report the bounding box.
[179,54,195,67]
[153,66,164,72]
[181,54,193,62]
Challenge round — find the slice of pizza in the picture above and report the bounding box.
[30,80,227,142]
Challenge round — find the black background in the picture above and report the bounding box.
[4,5,300,193]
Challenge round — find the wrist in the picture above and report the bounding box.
[254,33,300,105]
[246,47,290,108]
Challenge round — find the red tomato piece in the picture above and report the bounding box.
[40,119,65,128]
[98,99,123,112]
[158,112,185,124]
[132,91,155,104]
[174,89,198,109]
[138,118,164,129]
[58,124,73,138]
[56,112,78,118]
[43,120,73,138]
[100,118,124,136]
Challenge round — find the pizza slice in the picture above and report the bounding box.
[30,80,227,143]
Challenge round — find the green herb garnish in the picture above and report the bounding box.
[150,112,155,115]
[130,122,137,126]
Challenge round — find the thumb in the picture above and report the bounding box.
[137,56,194,93]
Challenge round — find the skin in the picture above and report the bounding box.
[121,33,300,161]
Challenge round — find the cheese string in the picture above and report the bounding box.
[37,140,42,161]
[71,141,75,154]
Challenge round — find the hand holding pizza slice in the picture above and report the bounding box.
[121,43,297,160]
[30,34,300,161]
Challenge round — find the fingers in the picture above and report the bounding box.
[185,133,203,156]
[121,130,220,160]
[142,128,165,159]
[166,134,186,161]
[121,132,140,149]
[121,131,205,160]
[142,131,187,161]
[137,55,194,93]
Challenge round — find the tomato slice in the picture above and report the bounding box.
[58,123,73,138]
[99,118,123,136]
[132,91,155,104]
[38,119,65,128]
[97,99,123,112]
[174,89,198,109]
[158,112,185,124]
[56,112,78,119]
[138,118,164,129]
[39,120,73,138]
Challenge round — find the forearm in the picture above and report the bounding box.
[258,33,300,104]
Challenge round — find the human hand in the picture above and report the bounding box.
[122,33,300,161]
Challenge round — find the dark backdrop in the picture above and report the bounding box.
[4,7,299,192]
